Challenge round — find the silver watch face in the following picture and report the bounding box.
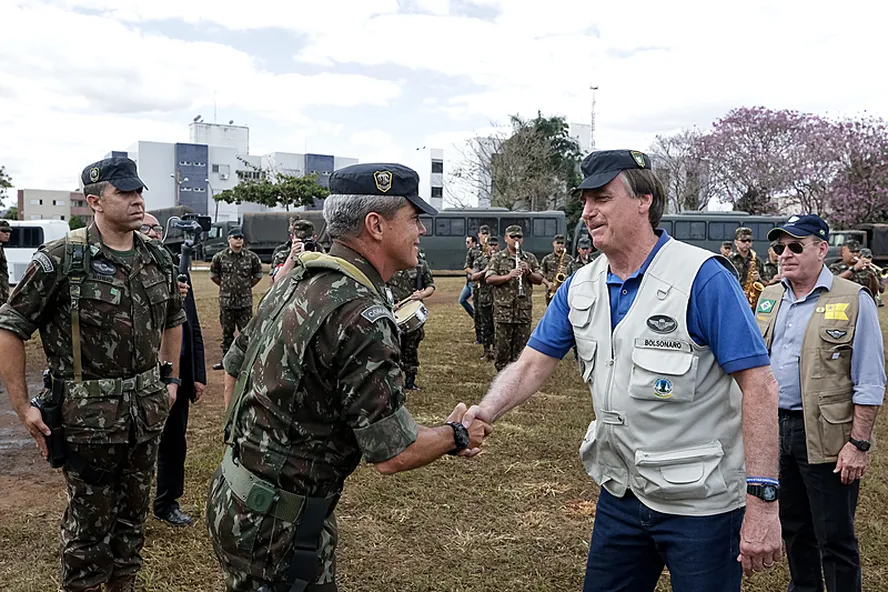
[762,485,778,502]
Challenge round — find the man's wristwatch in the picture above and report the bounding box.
[163,377,182,387]
[446,421,470,455]
[850,437,871,452]
[747,483,780,502]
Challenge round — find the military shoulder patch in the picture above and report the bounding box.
[361,304,394,324]
[32,252,55,274]
[756,299,776,313]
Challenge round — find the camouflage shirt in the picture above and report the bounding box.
[485,248,541,323]
[540,251,570,283]
[222,243,418,497]
[829,261,877,291]
[762,261,780,284]
[0,244,8,303]
[0,224,186,382]
[729,251,765,286]
[568,254,593,276]
[473,252,494,307]
[270,241,291,275]
[388,259,435,303]
[211,247,263,309]
[464,244,483,272]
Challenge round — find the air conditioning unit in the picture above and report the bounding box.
[219,173,229,180]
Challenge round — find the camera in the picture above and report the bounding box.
[302,238,317,252]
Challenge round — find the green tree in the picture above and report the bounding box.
[68,215,87,230]
[5,206,17,220]
[213,172,330,213]
[0,165,12,205]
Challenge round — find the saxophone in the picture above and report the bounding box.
[548,252,568,298]
[743,250,765,310]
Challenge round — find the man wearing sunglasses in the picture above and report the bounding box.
[755,214,885,592]
[730,227,765,288]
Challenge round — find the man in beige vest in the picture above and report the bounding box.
[756,214,885,592]
[461,150,782,591]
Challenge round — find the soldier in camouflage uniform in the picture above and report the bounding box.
[210,227,263,370]
[729,226,764,287]
[388,253,435,390]
[485,225,543,371]
[0,157,185,592]
[206,163,489,592]
[270,218,318,285]
[0,218,10,303]
[829,239,880,298]
[567,236,595,276]
[762,243,781,285]
[463,234,483,342]
[540,234,569,306]
[470,236,498,360]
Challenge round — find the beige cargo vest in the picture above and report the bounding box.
[755,275,861,464]
[568,238,745,516]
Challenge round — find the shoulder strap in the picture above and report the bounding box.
[64,228,89,383]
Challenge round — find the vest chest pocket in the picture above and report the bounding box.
[628,345,698,403]
[569,293,595,329]
[575,338,597,383]
[634,440,727,501]
[78,279,124,329]
[812,327,854,379]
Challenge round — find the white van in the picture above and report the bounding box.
[4,220,70,285]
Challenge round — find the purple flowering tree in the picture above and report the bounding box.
[826,117,888,229]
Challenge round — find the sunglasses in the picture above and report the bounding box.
[773,241,812,256]
[736,238,752,243]
[140,224,163,234]
[509,234,523,239]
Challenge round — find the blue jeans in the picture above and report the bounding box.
[458,283,474,318]
[583,489,743,592]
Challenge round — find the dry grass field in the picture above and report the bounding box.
[2,271,888,591]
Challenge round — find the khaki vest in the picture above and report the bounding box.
[569,239,745,516]
[755,276,861,464]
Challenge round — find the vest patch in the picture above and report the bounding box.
[757,299,776,313]
[91,260,117,275]
[826,329,848,339]
[646,315,677,334]
[32,252,54,273]
[361,304,393,324]
[653,378,673,398]
[825,303,849,320]
[635,337,691,352]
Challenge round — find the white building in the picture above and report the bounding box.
[111,122,358,221]
[568,122,593,156]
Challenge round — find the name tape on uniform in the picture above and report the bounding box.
[634,338,691,353]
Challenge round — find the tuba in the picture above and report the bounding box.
[548,252,568,298]
[743,250,765,310]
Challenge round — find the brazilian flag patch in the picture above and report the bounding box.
[757,299,776,314]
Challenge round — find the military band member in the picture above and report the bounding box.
[859,248,885,306]
[471,236,499,361]
[730,227,764,286]
[485,225,543,371]
[568,236,594,276]
[462,234,482,341]
[540,234,569,306]
[206,163,489,592]
[210,227,263,370]
[720,240,733,258]
[829,239,879,299]
[762,243,781,285]
[0,157,185,592]
[388,253,435,390]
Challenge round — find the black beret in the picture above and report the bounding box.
[329,163,437,215]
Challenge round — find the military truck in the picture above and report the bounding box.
[202,211,328,263]
[827,224,888,266]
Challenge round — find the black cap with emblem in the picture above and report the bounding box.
[81,157,147,192]
[329,163,438,215]
[575,149,652,192]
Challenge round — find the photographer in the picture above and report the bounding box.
[270,218,319,285]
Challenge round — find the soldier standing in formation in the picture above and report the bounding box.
[829,238,880,299]
[720,240,733,258]
[270,217,318,284]
[485,224,543,371]
[0,157,185,592]
[206,162,488,592]
[210,227,263,370]
[462,234,482,342]
[540,234,569,306]
[568,236,595,275]
[0,218,10,303]
[730,227,764,286]
[762,243,782,285]
[470,235,499,361]
[388,252,435,390]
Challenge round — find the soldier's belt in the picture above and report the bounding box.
[62,365,160,398]
[222,448,337,524]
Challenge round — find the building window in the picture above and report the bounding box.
[431,160,444,174]
[212,164,219,173]
[30,199,40,205]
[181,187,192,192]
[194,161,206,167]
[179,160,192,166]
[60,215,65,220]
[430,187,443,198]
[54,199,65,206]
[236,170,262,181]
[194,187,205,192]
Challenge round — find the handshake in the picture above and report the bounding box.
[444,402,493,457]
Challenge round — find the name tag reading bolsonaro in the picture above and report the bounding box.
[634,338,692,353]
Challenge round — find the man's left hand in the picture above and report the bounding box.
[737,498,782,577]
[834,442,869,484]
[167,383,178,409]
[177,281,189,298]
[194,381,206,403]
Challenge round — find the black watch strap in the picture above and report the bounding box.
[446,421,470,455]
[747,483,780,502]
[850,437,871,452]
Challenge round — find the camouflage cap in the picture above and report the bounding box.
[487,235,499,245]
[291,219,315,239]
[553,234,565,243]
[478,224,491,233]
[0,219,11,232]
[860,247,873,258]
[721,241,733,248]
[735,227,753,240]
[578,237,592,249]
[505,224,524,237]
[844,239,861,252]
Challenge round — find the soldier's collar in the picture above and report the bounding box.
[328,242,386,292]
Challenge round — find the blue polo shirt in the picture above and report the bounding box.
[528,230,770,375]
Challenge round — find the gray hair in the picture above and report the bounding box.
[619,169,666,230]
[323,194,408,240]
[82,181,110,199]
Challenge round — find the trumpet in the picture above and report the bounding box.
[853,257,888,278]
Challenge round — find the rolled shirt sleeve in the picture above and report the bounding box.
[850,290,887,406]
[0,248,64,340]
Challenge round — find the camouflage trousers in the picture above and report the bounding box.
[206,468,339,592]
[476,305,494,347]
[220,307,252,357]
[60,437,161,591]
[494,321,531,372]
[399,326,425,375]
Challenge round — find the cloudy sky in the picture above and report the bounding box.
[1,0,886,205]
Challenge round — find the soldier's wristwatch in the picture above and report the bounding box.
[446,421,470,455]
[850,437,871,452]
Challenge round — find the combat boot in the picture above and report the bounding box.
[105,575,136,592]
[405,373,421,391]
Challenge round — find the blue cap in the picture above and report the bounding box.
[329,163,438,215]
[576,149,653,191]
[81,157,146,192]
[768,214,829,242]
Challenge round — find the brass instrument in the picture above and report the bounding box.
[743,250,765,310]
[548,252,568,298]
[853,257,888,279]
[516,244,526,298]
